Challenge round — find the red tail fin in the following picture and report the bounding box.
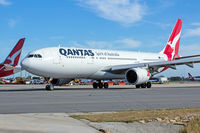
[161,19,182,61]
[3,38,25,67]
[188,73,194,81]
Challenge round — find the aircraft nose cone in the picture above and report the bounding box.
[21,58,30,70]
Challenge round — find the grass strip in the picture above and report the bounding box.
[71,108,200,123]
[179,116,200,133]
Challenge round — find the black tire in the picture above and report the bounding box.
[98,83,103,89]
[93,82,98,89]
[136,84,141,88]
[45,85,50,90]
[141,83,147,88]
[147,82,152,88]
[104,83,109,88]
[49,84,54,91]
[45,84,54,91]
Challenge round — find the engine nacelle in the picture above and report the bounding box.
[125,68,150,85]
[51,78,71,86]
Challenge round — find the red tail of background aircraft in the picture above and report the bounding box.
[188,73,200,81]
[0,38,25,77]
[188,73,194,81]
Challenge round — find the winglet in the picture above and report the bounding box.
[161,19,182,61]
[3,38,25,67]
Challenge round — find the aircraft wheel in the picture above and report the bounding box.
[141,83,147,88]
[93,82,98,89]
[104,82,109,89]
[45,84,54,91]
[98,82,103,89]
[147,82,152,88]
[45,85,50,90]
[136,84,141,88]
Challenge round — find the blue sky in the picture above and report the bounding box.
[0,0,200,77]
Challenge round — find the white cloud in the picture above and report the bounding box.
[184,27,200,37]
[191,23,200,26]
[69,38,141,50]
[79,0,146,26]
[144,20,171,29]
[180,44,200,56]
[8,19,18,28]
[0,0,11,6]
[50,36,65,40]
[86,39,141,49]
[69,41,87,48]
[116,38,141,48]
[86,40,111,49]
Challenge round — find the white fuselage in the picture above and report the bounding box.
[21,47,167,79]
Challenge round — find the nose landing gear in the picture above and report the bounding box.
[45,77,54,91]
[45,84,54,91]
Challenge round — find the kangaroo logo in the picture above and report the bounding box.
[166,41,174,60]
[6,49,22,66]
[164,32,181,61]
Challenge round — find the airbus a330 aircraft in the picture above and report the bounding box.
[0,38,25,77]
[21,19,200,90]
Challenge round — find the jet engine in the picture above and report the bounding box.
[125,68,150,85]
[51,78,72,86]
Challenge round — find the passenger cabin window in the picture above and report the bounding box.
[27,54,42,58]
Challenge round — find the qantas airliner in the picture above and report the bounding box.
[0,38,25,77]
[21,19,200,90]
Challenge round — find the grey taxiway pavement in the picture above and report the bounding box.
[0,83,200,114]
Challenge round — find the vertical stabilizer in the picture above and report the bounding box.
[161,19,182,61]
[188,73,194,81]
[3,38,25,66]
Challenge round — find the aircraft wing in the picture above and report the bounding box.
[175,54,200,60]
[102,57,200,74]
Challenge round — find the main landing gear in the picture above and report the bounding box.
[135,82,152,88]
[93,81,109,89]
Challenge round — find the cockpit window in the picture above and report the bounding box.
[28,54,34,58]
[27,54,42,58]
[37,54,42,58]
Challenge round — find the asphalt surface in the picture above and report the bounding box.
[0,83,200,114]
